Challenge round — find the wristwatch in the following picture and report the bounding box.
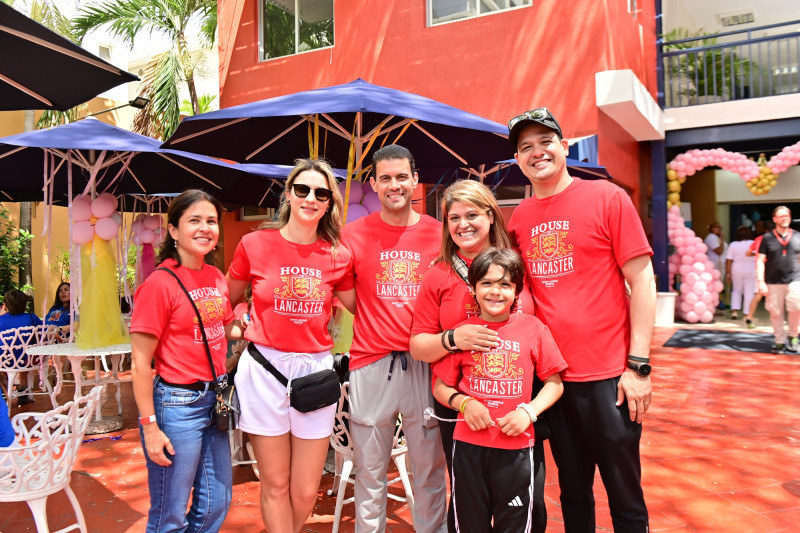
[627,360,652,377]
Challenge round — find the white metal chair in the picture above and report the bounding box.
[0,325,60,413]
[327,381,415,533]
[0,385,102,533]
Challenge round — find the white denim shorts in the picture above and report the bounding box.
[234,343,336,439]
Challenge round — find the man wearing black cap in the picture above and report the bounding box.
[506,108,656,533]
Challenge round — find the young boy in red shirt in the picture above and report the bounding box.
[432,248,566,532]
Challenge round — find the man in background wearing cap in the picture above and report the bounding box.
[506,108,656,532]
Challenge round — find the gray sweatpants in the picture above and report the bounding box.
[349,352,448,533]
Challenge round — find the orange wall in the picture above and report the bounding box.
[218,0,657,138]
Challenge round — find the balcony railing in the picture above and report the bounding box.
[661,20,800,108]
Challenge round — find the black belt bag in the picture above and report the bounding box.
[246,343,340,413]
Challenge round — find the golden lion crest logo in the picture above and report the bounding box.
[376,259,423,284]
[193,297,224,325]
[469,351,522,379]
[526,230,573,261]
[275,275,324,300]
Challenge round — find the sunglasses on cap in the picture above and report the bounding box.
[507,107,563,146]
[291,183,333,202]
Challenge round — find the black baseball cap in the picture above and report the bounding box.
[507,107,563,147]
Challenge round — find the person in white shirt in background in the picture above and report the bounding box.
[725,226,755,320]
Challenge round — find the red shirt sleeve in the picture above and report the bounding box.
[227,234,252,281]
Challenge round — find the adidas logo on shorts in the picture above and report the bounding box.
[508,495,523,507]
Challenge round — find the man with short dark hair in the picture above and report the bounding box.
[342,144,447,532]
[506,108,656,532]
[757,206,800,353]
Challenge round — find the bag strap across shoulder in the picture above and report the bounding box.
[246,342,289,386]
[156,266,222,393]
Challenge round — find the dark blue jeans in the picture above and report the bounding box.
[141,379,232,532]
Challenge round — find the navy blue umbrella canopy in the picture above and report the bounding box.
[0,119,277,206]
[162,78,511,171]
[0,3,138,111]
[416,158,612,188]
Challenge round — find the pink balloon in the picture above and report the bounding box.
[339,180,363,204]
[680,301,693,313]
[700,272,713,283]
[685,311,699,323]
[72,221,94,244]
[131,220,143,233]
[700,310,714,323]
[95,217,120,240]
[684,291,699,305]
[139,229,156,244]
[362,192,383,214]
[694,262,706,272]
[344,203,369,224]
[131,233,142,246]
[685,245,697,256]
[693,301,708,315]
[679,264,692,276]
[91,195,116,218]
[700,291,713,304]
[673,236,685,248]
[713,280,724,293]
[98,192,118,210]
[72,196,92,222]
[144,215,161,230]
[681,255,694,265]
[696,243,707,254]
[685,272,700,285]
[135,213,147,223]
[693,281,708,294]
[111,212,123,225]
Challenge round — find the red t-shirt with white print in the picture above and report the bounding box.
[227,229,354,353]
[342,212,441,370]
[131,258,234,383]
[434,313,567,450]
[508,178,652,382]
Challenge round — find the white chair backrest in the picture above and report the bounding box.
[0,385,102,500]
[330,381,351,455]
[0,324,59,371]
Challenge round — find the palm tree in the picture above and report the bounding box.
[73,0,217,139]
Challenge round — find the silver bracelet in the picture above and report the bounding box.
[516,403,537,424]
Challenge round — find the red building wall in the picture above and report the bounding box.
[217,0,657,204]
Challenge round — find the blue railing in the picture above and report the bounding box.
[661,20,800,108]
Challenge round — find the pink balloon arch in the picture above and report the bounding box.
[339,179,382,223]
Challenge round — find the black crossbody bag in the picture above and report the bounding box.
[246,342,340,413]
[157,267,239,432]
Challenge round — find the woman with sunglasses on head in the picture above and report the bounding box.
[227,158,355,533]
[409,180,550,533]
[130,189,243,532]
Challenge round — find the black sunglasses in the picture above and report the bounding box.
[291,183,333,202]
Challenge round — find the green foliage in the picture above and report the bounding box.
[180,93,216,116]
[0,206,34,297]
[662,27,755,99]
[50,246,70,281]
[73,0,218,139]
[262,0,333,60]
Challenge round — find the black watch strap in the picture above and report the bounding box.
[628,355,650,363]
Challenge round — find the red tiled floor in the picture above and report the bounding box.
[4,323,800,532]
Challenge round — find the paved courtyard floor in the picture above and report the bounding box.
[3,321,800,532]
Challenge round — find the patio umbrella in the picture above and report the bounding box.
[417,157,612,186]
[0,118,276,206]
[162,78,511,174]
[0,3,138,111]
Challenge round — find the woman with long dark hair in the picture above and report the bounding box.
[130,189,243,532]
[227,158,355,533]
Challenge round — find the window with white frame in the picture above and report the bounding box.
[428,0,531,26]
[260,0,334,61]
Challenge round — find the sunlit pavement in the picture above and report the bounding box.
[3,323,800,532]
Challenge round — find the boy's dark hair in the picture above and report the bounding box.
[371,144,415,176]
[4,289,29,315]
[468,248,525,296]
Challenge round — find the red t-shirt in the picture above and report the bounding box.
[508,179,652,382]
[411,254,534,335]
[342,212,441,370]
[131,258,234,383]
[434,314,567,450]
[227,229,354,353]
